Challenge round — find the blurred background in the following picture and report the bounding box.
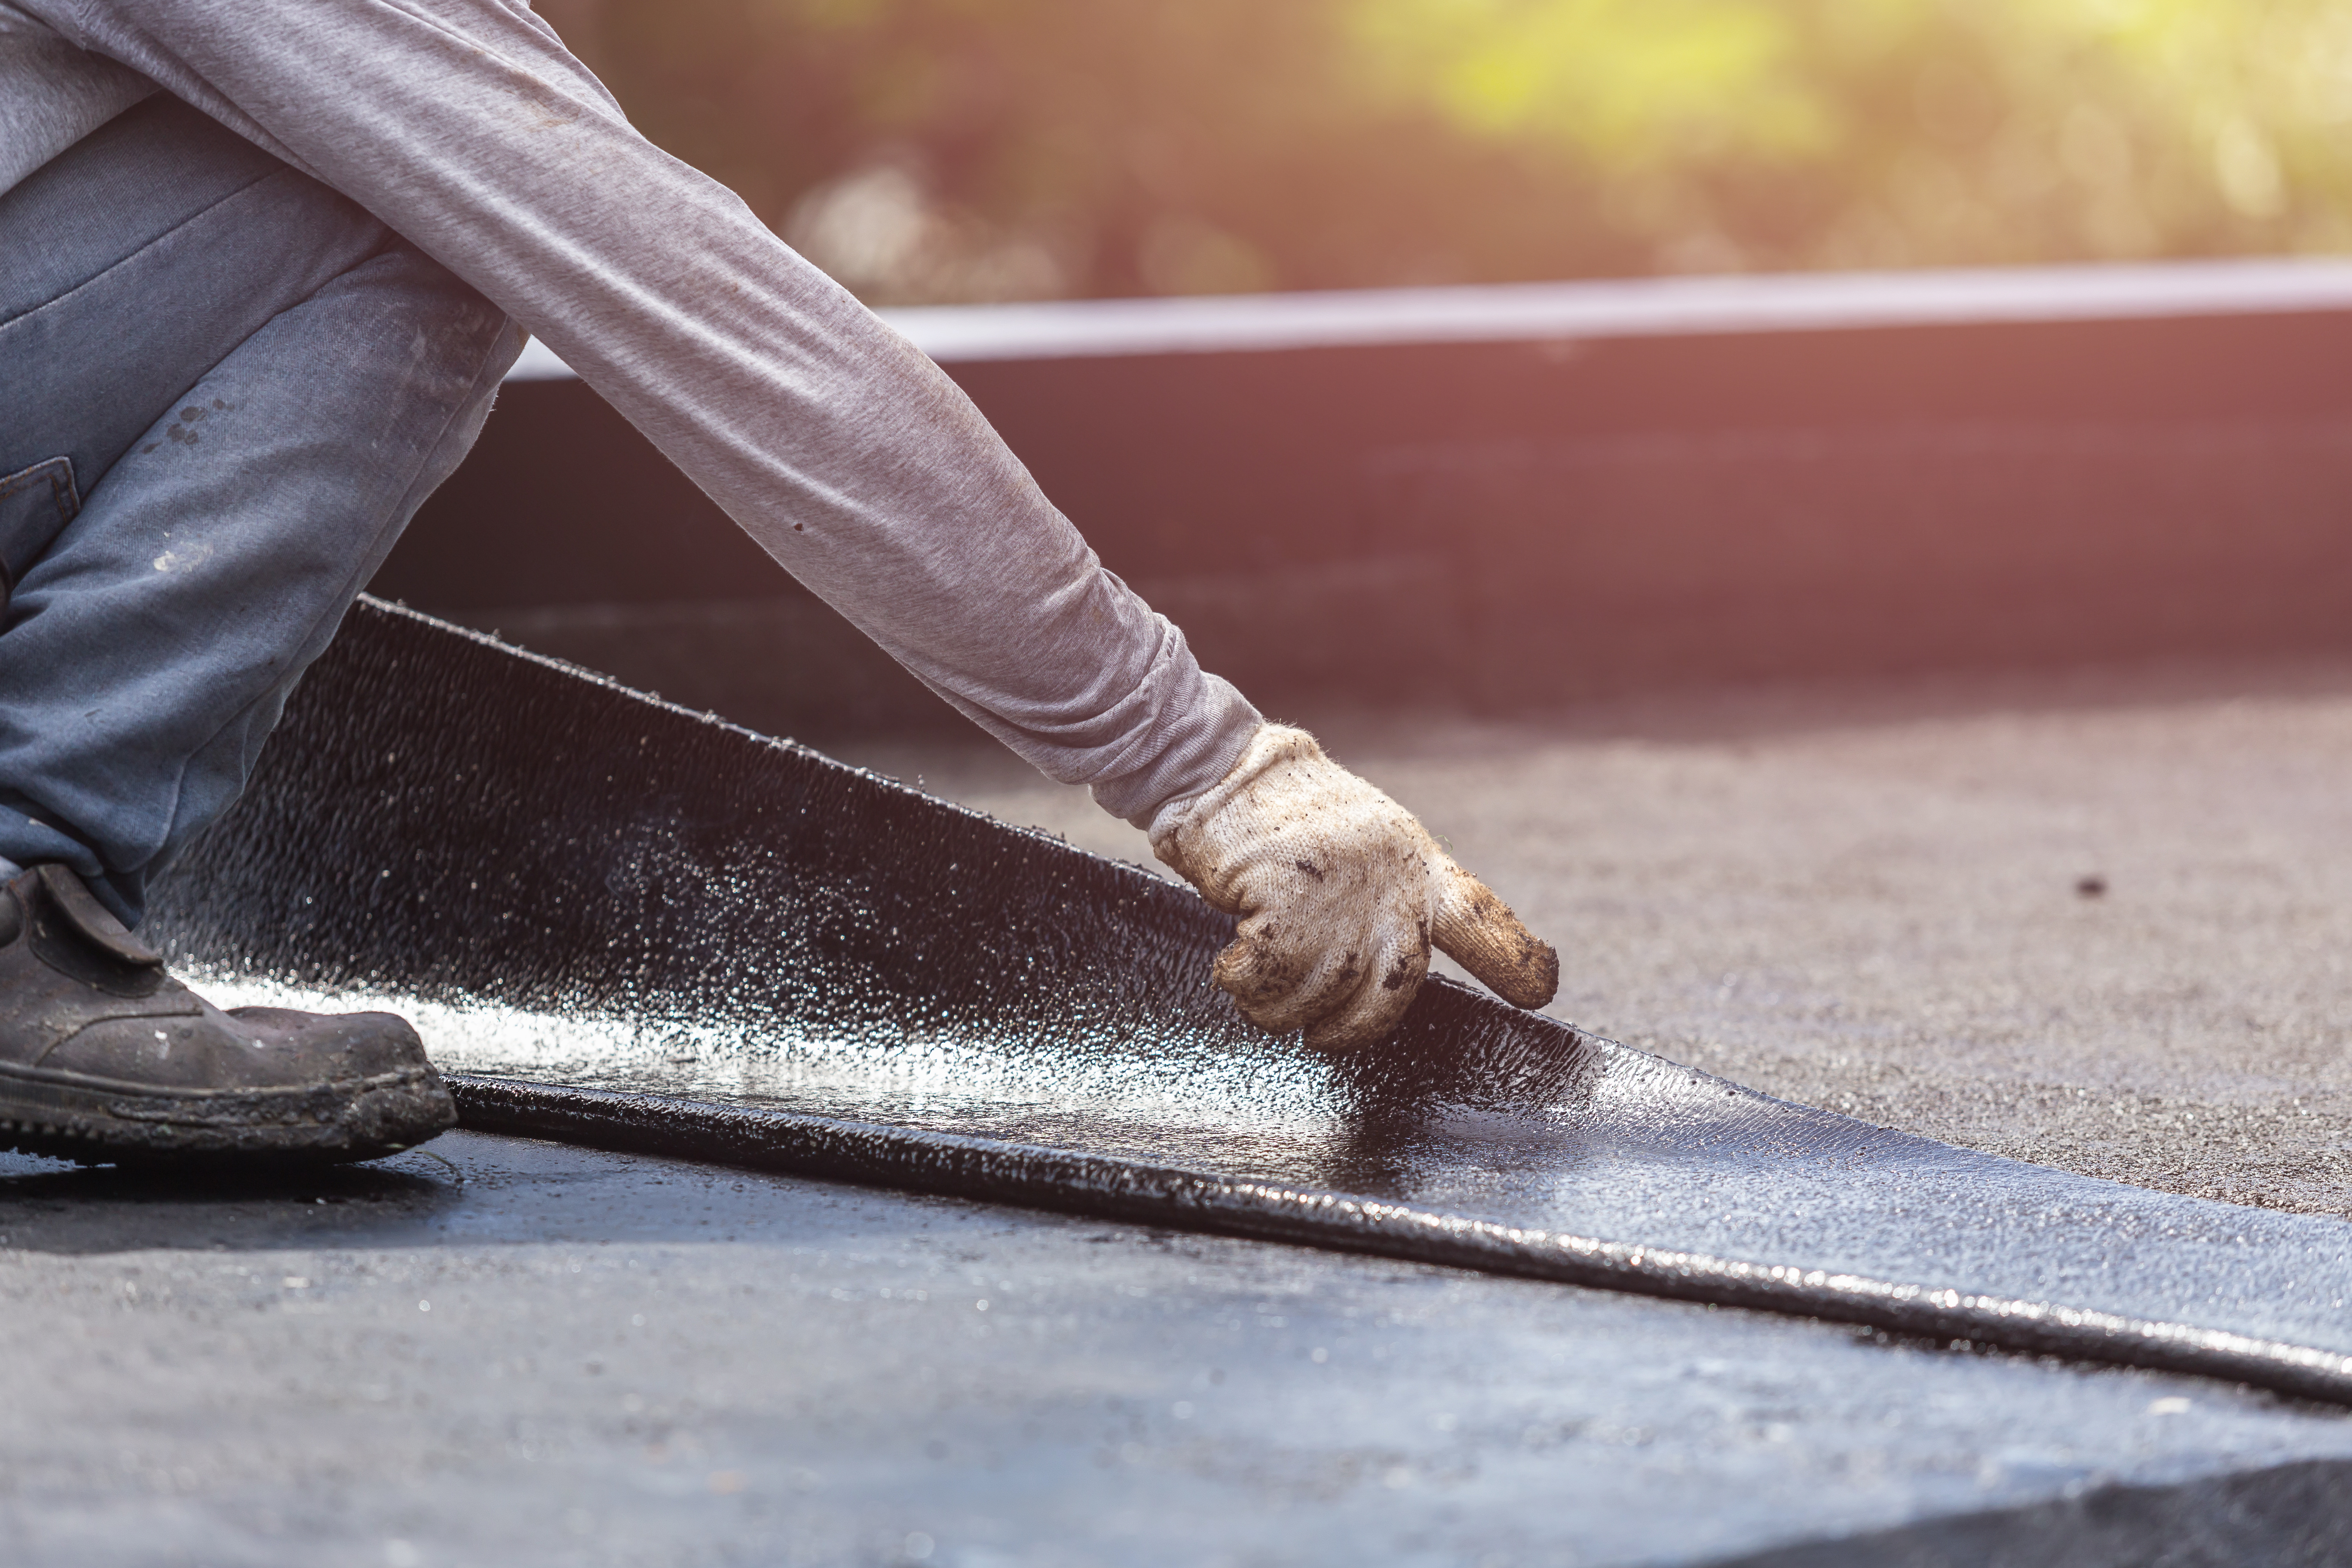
[528,0,2352,303]
[377,0,2352,732]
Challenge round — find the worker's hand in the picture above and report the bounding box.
[1149,724,1558,1049]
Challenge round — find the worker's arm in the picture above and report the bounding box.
[37,0,1247,819]
[37,0,1554,1039]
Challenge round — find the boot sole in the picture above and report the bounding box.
[0,1058,458,1165]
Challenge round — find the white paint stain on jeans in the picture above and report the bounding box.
[152,540,214,573]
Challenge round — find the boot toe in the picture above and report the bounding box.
[224,1006,434,1079]
[0,865,450,1162]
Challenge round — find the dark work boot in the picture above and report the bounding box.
[0,864,456,1163]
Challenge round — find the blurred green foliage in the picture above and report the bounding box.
[542,0,2352,300]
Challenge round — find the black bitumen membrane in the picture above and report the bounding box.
[147,599,2352,1407]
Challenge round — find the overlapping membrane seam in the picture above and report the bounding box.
[147,598,2352,1405]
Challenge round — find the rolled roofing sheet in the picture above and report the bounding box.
[149,600,2352,1400]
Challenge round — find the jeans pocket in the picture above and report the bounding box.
[0,455,81,606]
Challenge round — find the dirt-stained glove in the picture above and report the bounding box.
[1148,724,1559,1048]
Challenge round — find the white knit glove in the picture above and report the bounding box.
[1149,724,1558,1048]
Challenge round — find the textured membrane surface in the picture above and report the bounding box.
[147,601,2352,1400]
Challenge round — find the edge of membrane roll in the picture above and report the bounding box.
[147,598,2352,1405]
[447,1075,2352,1404]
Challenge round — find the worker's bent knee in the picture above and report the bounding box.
[0,94,403,493]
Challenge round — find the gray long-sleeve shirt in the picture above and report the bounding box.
[0,0,1259,824]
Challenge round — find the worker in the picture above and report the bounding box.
[0,1,1557,1166]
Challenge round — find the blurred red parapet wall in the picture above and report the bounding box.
[384,260,2352,732]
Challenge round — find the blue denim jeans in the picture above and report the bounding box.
[0,95,521,927]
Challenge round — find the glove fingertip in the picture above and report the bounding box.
[1433,872,1560,1011]
[1488,936,1560,1010]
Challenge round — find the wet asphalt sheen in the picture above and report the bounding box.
[18,611,2352,1562]
[141,606,2352,1401]
[4,1129,2352,1568]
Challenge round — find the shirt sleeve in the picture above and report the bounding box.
[40,0,1261,823]
[0,21,157,199]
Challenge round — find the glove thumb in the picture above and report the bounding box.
[1431,864,1559,1011]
